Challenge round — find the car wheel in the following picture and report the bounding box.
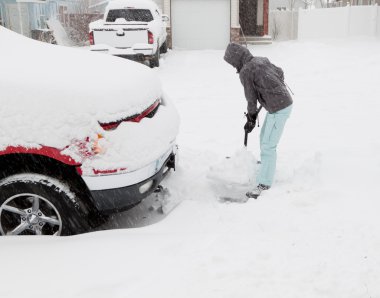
[0,173,89,236]
[160,41,168,54]
[150,47,160,68]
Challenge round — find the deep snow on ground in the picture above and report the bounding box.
[1,38,380,298]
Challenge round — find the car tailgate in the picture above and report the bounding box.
[93,26,148,48]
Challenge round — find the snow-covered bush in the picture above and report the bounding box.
[66,13,103,46]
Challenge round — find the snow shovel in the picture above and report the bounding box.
[218,106,263,203]
[244,105,263,147]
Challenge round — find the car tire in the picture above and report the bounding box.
[0,173,90,236]
[160,41,168,54]
[150,47,160,68]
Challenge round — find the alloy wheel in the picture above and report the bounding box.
[0,193,62,236]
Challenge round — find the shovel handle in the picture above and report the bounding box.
[243,105,262,147]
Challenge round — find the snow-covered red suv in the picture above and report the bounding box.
[0,27,179,236]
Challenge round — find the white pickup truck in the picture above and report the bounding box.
[89,0,169,67]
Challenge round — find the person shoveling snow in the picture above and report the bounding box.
[223,43,293,199]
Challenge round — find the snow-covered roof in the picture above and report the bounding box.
[106,0,159,11]
[0,27,162,153]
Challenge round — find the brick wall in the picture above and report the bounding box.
[230,27,240,42]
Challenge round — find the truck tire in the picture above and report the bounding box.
[160,41,168,54]
[150,48,160,68]
[0,173,90,236]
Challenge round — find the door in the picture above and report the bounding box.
[6,3,30,37]
[171,0,230,50]
[239,0,258,36]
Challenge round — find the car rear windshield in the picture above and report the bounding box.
[106,9,154,22]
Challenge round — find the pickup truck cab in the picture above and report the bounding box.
[89,0,169,67]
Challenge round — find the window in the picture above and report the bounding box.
[106,9,154,22]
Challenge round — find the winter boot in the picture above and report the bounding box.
[246,184,270,199]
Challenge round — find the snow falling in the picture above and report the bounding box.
[1,36,380,297]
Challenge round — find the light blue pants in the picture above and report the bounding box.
[256,105,293,187]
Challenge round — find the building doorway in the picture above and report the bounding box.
[239,0,264,36]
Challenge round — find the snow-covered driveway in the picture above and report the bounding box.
[1,38,380,298]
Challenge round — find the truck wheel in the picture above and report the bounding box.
[160,41,168,54]
[150,48,160,68]
[0,174,90,236]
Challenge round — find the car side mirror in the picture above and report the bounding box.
[162,15,170,22]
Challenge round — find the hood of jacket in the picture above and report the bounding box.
[224,43,253,73]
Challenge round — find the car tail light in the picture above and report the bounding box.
[148,31,154,44]
[89,31,94,45]
[99,100,160,131]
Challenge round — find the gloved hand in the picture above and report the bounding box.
[244,120,256,133]
[244,113,257,133]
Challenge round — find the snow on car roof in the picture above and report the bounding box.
[106,0,159,11]
[0,27,162,153]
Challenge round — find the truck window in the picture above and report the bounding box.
[106,9,154,22]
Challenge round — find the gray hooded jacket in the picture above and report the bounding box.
[224,43,293,115]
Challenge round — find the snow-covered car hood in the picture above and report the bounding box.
[0,27,162,151]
